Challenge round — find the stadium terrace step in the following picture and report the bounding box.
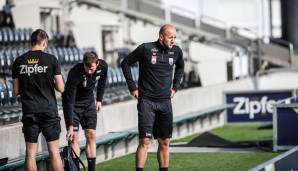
[174,104,234,125]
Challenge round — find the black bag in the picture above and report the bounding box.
[61,143,86,171]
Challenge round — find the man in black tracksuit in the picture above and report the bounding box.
[62,52,108,171]
[121,24,184,171]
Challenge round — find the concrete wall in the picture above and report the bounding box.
[258,71,298,90]
[69,6,123,56]
[11,1,40,29]
[129,20,160,44]
[189,42,233,86]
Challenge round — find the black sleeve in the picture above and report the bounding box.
[52,56,61,75]
[12,58,20,79]
[172,48,184,91]
[62,69,79,127]
[120,44,143,91]
[96,60,108,102]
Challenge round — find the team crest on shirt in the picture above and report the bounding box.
[168,51,174,55]
[151,48,158,52]
[151,56,157,64]
[169,58,173,65]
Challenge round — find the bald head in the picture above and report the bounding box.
[159,24,176,36]
[159,24,176,49]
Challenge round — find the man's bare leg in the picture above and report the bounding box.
[47,140,63,171]
[157,138,170,171]
[85,129,96,171]
[25,142,38,171]
[136,138,151,170]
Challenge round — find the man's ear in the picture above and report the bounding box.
[159,34,164,41]
[42,40,47,48]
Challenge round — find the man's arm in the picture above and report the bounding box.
[96,61,108,111]
[96,61,108,102]
[62,70,78,129]
[172,49,185,92]
[120,44,143,92]
[12,59,20,96]
[62,76,78,141]
[54,75,64,93]
[52,56,64,93]
[12,78,19,96]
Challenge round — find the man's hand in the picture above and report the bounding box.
[131,89,139,99]
[96,101,102,111]
[66,125,74,141]
[171,89,176,98]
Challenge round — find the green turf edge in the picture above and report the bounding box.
[94,152,280,171]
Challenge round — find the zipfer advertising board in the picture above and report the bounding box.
[224,90,293,123]
[273,103,298,151]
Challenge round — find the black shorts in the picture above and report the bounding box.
[137,98,173,139]
[22,112,61,143]
[73,103,97,131]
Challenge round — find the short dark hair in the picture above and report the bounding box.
[83,52,98,67]
[31,29,49,46]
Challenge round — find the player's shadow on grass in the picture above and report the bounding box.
[171,132,273,152]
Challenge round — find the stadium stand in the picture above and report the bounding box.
[0,25,142,125]
[0,30,141,125]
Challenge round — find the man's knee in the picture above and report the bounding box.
[25,150,36,159]
[48,147,61,157]
[158,139,170,149]
[47,140,61,157]
[85,129,96,141]
[139,138,151,149]
[25,143,38,159]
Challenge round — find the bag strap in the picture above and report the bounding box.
[68,141,86,171]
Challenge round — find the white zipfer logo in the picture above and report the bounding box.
[233,96,279,119]
[20,64,48,76]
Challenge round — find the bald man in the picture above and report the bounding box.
[121,24,184,171]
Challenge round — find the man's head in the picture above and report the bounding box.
[159,24,176,49]
[31,29,49,51]
[83,52,99,75]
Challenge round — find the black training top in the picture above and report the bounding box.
[121,40,184,101]
[62,60,108,126]
[12,50,61,114]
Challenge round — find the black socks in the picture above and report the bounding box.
[87,157,96,171]
[136,167,168,171]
